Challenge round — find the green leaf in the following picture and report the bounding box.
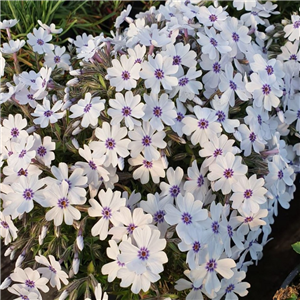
[292,242,300,254]
[287,294,297,300]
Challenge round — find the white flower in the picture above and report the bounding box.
[278,40,300,62]
[140,53,178,94]
[88,189,126,240]
[164,193,208,244]
[0,19,18,29]
[27,27,54,54]
[1,113,28,143]
[284,93,300,132]
[0,52,5,77]
[230,174,267,214]
[106,55,141,91]
[37,20,63,34]
[35,255,69,290]
[107,91,144,130]
[44,46,70,71]
[69,92,105,128]
[284,15,300,41]
[118,226,168,278]
[0,39,25,54]
[128,153,166,184]
[89,122,130,167]
[182,106,222,147]
[233,0,256,11]
[32,133,55,167]
[44,181,81,226]
[7,285,40,300]
[32,97,65,128]
[128,121,167,161]
[171,100,187,137]
[143,92,177,131]
[208,152,248,195]
[0,211,18,245]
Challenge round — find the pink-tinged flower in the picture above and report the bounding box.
[182,106,222,147]
[128,153,166,184]
[190,247,236,296]
[44,181,81,226]
[88,189,126,240]
[27,27,54,54]
[89,122,130,167]
[284,15,300,41]
[164,193,208,244]
[140,53,178,94]
[246,71,283,111]
[69,92,105,128]
[31,97,65,128]
[118,226,168,277]
[106,55,141,91]
[208,152,248,195]
[35,255,69,290]
[108,91,145,130]
[128,121,167,161]
[231,174,267,214]
[143,92,177,132]
[108,207,153,242]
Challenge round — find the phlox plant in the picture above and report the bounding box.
[1,0,300,299]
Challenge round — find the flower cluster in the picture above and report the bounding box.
[1,0,300,299]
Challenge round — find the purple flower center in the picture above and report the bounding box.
[37,39,44,46]
[54,56,61,63]
[229,80,237,90]
[176,112,184,122]
[290,54,297,61]
[173,55,182,65]
[143,159,153,169]
[17,168,28,176]
[11,127,19,137]
[297,110,300,119]
[154,210,165,223]
[226,284,235,293]
[121,70,131,81]
[244,216,254,223]
[27,94,34,100]
[42,79,46,88]
[23,188,34,201]
[102,206,112,219]
[58,197,69,209]
[84,103,92,113]
[193,241,201,253]
[169,185,180,197]
[25,279,35,289]
[181,212,192,225]
[89,160,97,170]
[213,148,223,157]
[262,84,271,95]
[19,149,27,158]
[64,179,72,190]
[206,259,217,272]
[227,225,233,237]
[1,221,9,229]
[278,170,283,179]
[154,69,164,80]
[293,20,300,29]
[210,38,218,47]
[49,265,57,274]
[223,168,234,179]
[198,118,209,129]
[266,65,274,75]
[142,135,152,147]
[179,77,189,86]
[134,58,142,64]
[213,62,221,73]
[212,221,219,234]
[138,247,149,261]
[153,106,162,117]
[117,260,125,267]
[249,132,256,142]
[232,32,239,42]
[105,138,116,150]
[37,146,47,157]
[122,106,132,117]
[192,284,203,291]
[251,11,258,16]
[197,175,204,187]
[21,295,29,300]
[44,110,53,117]
[127,223,137,234]
[244,189,253,199]
[209,14,218,22]
[216,110,226,122]
[257,115,262,125]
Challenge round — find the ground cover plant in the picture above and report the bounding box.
[1,0,300,299]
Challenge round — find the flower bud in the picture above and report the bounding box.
[0,276,11,289]
[76,234,84,251]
